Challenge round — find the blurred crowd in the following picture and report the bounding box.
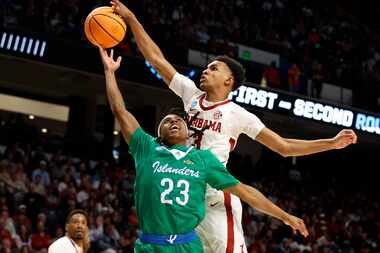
[0,141,138,253]
[2,0,380,100]
[0,0,380,97]
[0,131,379,253]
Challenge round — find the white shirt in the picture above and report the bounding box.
[48,236,81,253]
[170,73,265,165]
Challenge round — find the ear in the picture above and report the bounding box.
[65,224,69,232]
[225,76,234,88]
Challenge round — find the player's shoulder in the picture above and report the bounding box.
[228,101,243,109]
[173,72,197,86]
[228,101,252,115]
[192,91,206,100]
[133,127,156,142]
[187,91,206,109]
[49,236,70,251]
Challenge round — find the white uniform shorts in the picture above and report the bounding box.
[196,187,247,253]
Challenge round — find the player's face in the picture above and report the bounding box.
[66,214,87,240]
[200,61,233,92]
[159,114,188,145]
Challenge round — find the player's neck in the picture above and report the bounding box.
[171,140,187,147]
[163,139,187,147]
[71,238,83,249]
[68,237,84,253]
[205,91,229,102]
[77,241,85,253]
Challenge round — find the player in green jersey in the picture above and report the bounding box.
[99,47,308,253]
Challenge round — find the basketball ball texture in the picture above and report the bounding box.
[84,6,126,48]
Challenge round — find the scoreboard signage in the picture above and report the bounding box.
[229,85,380,135]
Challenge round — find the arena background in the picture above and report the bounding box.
[0,0,379,252]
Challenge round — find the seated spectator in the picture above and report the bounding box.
[31,161,50,187]
[12,205,32,232]
[30,175,46,196]
[118,229,136,253]
[263,61,281,89]
[30,221,51,253]
[288,63,301,93]
[94,224,119,253]
[0,237,17,253]
[14,224,30,250]
[0,209,16,237]
[0,217,15,249]
[0,160,13,190]
[311,61,325,98]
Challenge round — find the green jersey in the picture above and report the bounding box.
[129,128,239,235]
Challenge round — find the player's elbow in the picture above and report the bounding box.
[276,142,292,157]
[148,55,165,70]
[110,106,127,121]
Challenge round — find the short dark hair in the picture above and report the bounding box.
[214,55,246,90]
[166,107,187,119]
[66,209,88,224]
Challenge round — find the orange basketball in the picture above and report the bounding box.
[84,6,127,48]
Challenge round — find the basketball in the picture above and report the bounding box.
[84,6,127,48]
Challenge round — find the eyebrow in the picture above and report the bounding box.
[207,63,219,69]
[70,217,87,223]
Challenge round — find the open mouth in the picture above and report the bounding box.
[170,125,179,131]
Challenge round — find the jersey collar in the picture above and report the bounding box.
[199,94,231,111]
[158,145,194,160]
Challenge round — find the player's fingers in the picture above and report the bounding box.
[110,49,114,59]
[340,133,355,140]
[295,219,306,235]
[98,46,106,58]
[300,224,309,237]
[116,56,122,65]
[345,129,355,134]
[348,135,356,144]
[352,133,358,143]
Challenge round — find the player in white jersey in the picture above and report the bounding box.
[48,209,90,253]
[111,1,358,252]
[169,72,265,252]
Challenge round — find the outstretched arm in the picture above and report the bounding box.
[255,128,357,157]
[111,0,176,85]
[99,47,140,143]
[225,183,309,238]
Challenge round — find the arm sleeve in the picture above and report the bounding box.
[128,128,156,169]
[236,106,266,139]
[169,72,202,108]
[203,150,240,190]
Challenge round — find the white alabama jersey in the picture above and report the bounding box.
[170,72,265,165]
[170,73,265,253]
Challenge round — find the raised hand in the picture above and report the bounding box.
[333,129,357,149]
[98,47,122,73]
[110,0,134,20]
